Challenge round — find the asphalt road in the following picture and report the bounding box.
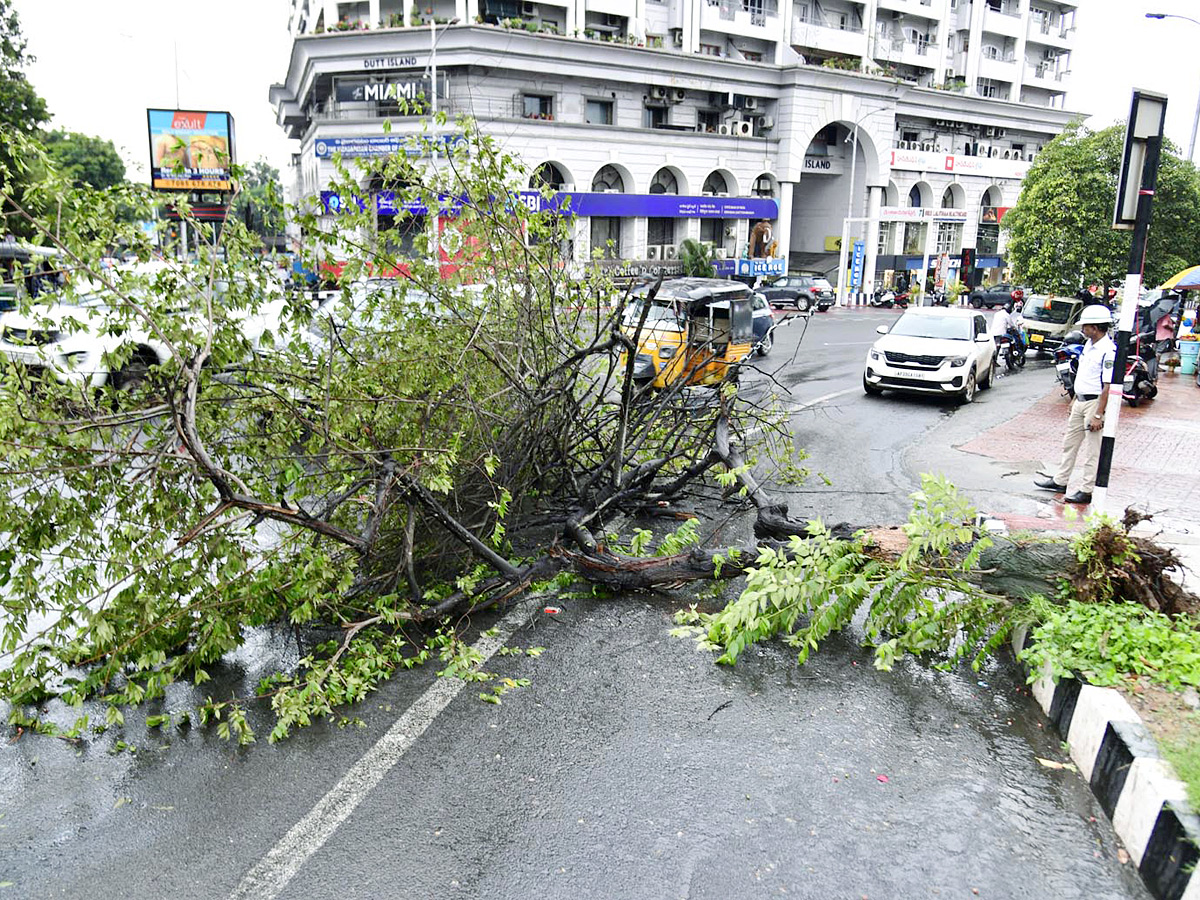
[0,306,1152,899]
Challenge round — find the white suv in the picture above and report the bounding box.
[863,307,997,403]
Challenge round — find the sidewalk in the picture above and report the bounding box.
[966,371,1200,900]
[961,369,1200,591]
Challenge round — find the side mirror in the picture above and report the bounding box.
[976,333,992,343]
[876,324,889,335]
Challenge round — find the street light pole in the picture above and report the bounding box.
[1146,13,1200,161]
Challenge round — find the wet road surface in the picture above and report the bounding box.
[0,306,1152,899]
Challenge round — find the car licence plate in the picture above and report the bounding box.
[892,368,928,380]
[1029,333,1044,343]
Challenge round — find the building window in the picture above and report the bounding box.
[647,217,675,246]
[591,216,622,258]
[699,43,723,57]
[977,223,999,255]
[908,184,923,207]
[585,99,613,125]
[698,109,720,133]
[975,78,1007,99]
[902,222,927,254]
[591,164,624,193]
[377,211,426,257]
[877,222,893,256]
[935,221,961,254]
[530,162,568,190]
[702,171,730,195]
[644,105,668,128]
[700,218,726,244]
[649,168,679,194]
[522,94,553,119]
[742,50,763,62]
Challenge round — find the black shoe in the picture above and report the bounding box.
[1035,477,1067,492]
[1064,491,1092,505]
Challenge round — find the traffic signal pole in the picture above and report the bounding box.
[1093,93,1166,515]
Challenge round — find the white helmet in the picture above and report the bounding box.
[1078,305,1112,326]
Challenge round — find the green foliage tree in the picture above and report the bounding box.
[42,130,125,190]
[0,0,49,238]
[0,118,807,744]
[677,237,715,277]
[231,158,285,240]
[1004,122,1200,292]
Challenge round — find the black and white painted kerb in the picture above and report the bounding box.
[1011,625,1200,900]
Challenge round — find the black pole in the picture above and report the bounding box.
[1094,134,1163,497]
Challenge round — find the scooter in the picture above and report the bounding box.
[1054,329,1085,397]
[1123,331,1158,407]
[871,288,905,308]
[995,332,1027,372]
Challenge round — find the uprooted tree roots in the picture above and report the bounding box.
[1069,514,1198,617]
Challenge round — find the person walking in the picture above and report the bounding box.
[1034,305,1117,504]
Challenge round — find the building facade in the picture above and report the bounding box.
[271,0,1079,291]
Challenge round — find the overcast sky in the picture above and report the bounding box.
[12,0,1200,178]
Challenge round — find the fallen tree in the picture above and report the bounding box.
[2,124,1193,746]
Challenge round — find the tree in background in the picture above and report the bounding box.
[231,159,285,241]
[0,0,49,237]
[42,130,125,190]
[1004,122,1200,293]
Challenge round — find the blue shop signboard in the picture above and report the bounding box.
[314,134,464,159]
[321,189,781,220]
[850,240,865,288]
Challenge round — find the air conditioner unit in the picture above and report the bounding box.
[718,123,732,135]
[724,225,737,237]
[647,245,662,260]
[921,142,935,152]
[671,88,686,102]
[895,140,909,150]
[713,247,727,259]
[715,191,729,197]
[672,30,683,47]
[989,146,1001,158]
[701,190,715,196]
[521,1,535,14]
[1011,150,1023,161]
[735,120,753,136]
[995,127,1006,137]
[741,97,759,111]
[664,245,678,259]
[1002,149,1012,160]
[649,86,668,100]
[759,116,774,131]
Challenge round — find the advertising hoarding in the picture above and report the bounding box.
[147,109,235,192]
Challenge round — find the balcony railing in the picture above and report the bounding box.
[799,8,863,32]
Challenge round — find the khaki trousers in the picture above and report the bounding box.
[1053,397,1102,492]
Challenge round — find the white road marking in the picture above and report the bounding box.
[228,598,536,900]
[821,341,877,346]
[746,385,863,437]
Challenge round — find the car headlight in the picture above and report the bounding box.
[869,349,881,360]
[948,356,968,367]
[658,345,677,359]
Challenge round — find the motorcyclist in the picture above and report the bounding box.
[990,298,1025,355]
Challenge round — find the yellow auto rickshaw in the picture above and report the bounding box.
[621,278,756,389]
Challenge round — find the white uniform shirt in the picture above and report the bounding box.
[1073,333,1117,396]
[990,308,1015,336]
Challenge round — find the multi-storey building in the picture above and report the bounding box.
[272,0,1079,293]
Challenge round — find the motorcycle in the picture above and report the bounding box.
[1122,330,1158,407]
[1053,329,1085,397]
[994,332,1027,372]
[870,288,910,309]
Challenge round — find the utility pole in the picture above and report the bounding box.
[1093,90,1167,514]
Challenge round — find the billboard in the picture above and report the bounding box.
[147,109,235,192]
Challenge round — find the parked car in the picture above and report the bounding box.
[968,282,1027,309]
[863,307,997,403]
[1022,295,1085,354]
[757,274,835,312]
[750,291,775,355]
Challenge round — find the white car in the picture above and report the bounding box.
[0,279,288,392]
[863,307,997,403]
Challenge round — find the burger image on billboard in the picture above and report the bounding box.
[146,109,235,191]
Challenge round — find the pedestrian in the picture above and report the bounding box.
[1034,305,1117,505]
